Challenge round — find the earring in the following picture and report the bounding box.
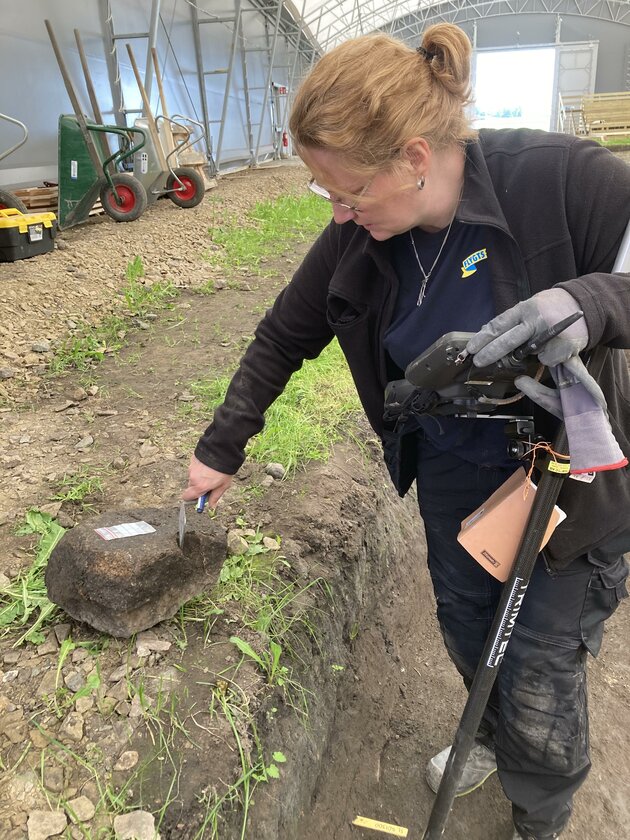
[417,176,426,190]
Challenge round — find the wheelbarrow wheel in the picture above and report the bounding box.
[100,173,147,222]
[0,189,28,214]
[166,167,205,209]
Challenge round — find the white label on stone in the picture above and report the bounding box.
[94,521,157,540]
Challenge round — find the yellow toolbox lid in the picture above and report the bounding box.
[0,208,57,234]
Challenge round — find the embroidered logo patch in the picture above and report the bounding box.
[461,248,488,278]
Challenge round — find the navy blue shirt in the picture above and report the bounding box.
[384,222,516,468]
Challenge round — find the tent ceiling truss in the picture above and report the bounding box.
[306,0,630,52]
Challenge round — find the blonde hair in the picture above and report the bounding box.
[289,24,476,175]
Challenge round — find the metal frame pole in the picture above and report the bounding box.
[253,0,283,164]
[143,0,161,106]
[216,0,243,170]
[190,0,213,162]
[98,0,126,127]
[238,12,255,165]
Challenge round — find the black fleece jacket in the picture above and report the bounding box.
[195,129,630,566]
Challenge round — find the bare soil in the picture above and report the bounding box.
[0,163,628,840]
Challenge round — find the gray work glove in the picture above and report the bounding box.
[513,356,606,420]
[467,290,628,474]
[515,358,627,473]
[465,288,587,368]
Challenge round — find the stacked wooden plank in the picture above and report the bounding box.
[582,92,630,137]
[13,185,104,217]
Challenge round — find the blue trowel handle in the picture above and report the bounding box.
[196,493,209,513]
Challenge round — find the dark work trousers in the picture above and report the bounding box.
[415,435,629,839]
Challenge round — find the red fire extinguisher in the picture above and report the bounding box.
[281,130,289,158]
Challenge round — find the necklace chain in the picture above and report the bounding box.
[409,213,456,307]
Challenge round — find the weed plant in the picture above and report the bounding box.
[206,193,330,275]
[0,509,64,645]
[188,340,360,473]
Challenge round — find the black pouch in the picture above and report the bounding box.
[381,425,417,498]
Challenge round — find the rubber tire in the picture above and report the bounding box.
[0,189,28,214]
[99,173,147,223]
[166,167,205,209]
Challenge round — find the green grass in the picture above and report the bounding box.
[50,465,107,509]
[50,256,178,373]
[206,193,330,274]
[593,136,630,148]
[187,340,361,473]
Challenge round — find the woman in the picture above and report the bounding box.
[183,24,630,839]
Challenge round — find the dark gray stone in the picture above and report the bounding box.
[45,507,226,637]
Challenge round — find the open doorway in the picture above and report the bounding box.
[473,47,557,131]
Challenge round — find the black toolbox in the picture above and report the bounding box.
[0,208,57,262]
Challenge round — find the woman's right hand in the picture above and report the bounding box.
[181,455,233,510]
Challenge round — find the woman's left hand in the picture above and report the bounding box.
[466,288,587,368]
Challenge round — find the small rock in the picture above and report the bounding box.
[3,670,18,683]
[54,400,77,413]
[66,795,95,824]
[37,669,58,698]
[0,367,15,379]
[39,501,63,518]
[86,385,99,396]
[71,648,89,664]
[56,511,75,529]
[114,750,139,771]
[108,665,129,682]
[265,462,286,480]
[59,711,84,741]
[3,650,20,664]
[53,624,72,644]
[27,809,67,840]
[112,457,126,470]
[227,530,249,556]
[138,440,158,458]
[97,696,118,716]
[261,475,275,488]
[2,457,22,469]
[31,341,51,354]
[63,671,84,693]
[213,278,227,290]
[42,765,65,794]
[66,387,87,402]
[56,240,69,251]
[115,700,130,716]
[37,635,59,656]
[107,679,130,702]
[29,728,50,749]
[135,633,171,653]
[75,434,94,451]
[96,409,118,417]
[113,810,160,840]
[262,536,280,551]
[75,696,93,714]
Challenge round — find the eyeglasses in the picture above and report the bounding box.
[308,176,373,214]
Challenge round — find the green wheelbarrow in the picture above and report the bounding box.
[57,115,149,229]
